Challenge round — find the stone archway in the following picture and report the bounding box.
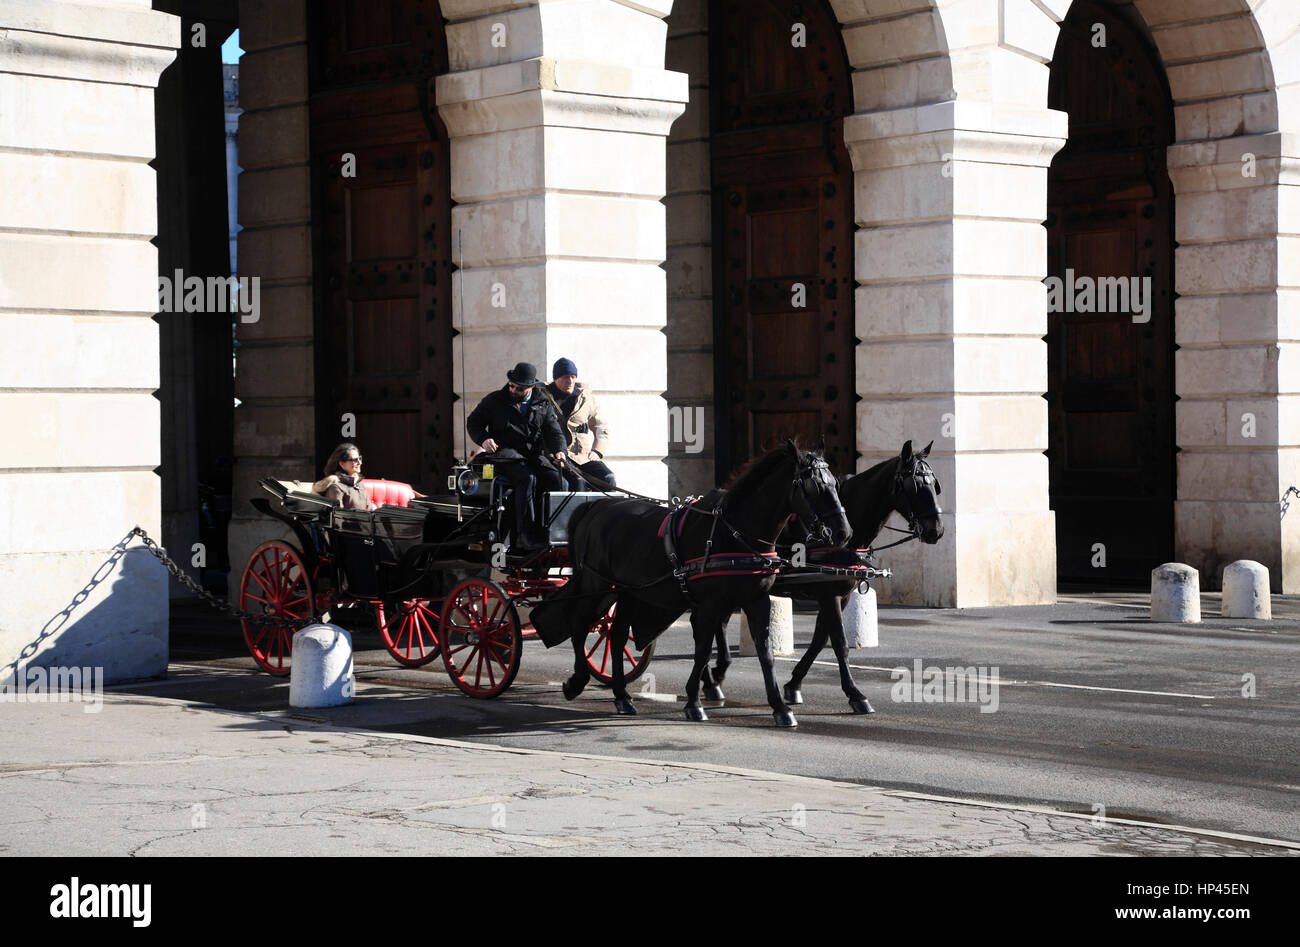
[838,0,1300,601]
[984,0,1300,591]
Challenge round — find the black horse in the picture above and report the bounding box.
[530,440,851,727]
[706,439,945,713]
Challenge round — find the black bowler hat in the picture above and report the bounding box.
[506,361,538,386]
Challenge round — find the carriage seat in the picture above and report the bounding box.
[287,477,417,508]
[363,478,416,508]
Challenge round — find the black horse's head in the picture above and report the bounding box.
[787,437,853,547]
[892,440,943,544]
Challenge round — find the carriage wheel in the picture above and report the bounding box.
[239,540,315,676]
[439,579,522,698]
[585,601,656,685]
[374,599,442,668]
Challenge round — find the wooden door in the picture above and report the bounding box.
[1047,0,1175,584]
[710,0,856,477]
[309,0,453,488]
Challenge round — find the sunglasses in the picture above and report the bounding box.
[507,382,532,392]
[342,455,362,463]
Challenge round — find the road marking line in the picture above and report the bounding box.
[885,791,1300,851]
[1055,596,1149,609]
[774,657,1218,699]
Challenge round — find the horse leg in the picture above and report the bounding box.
[829,591,873,714]
[783,594,833,706]
[683,608,719,721]
[741,596,796,728]
[701,620,728,702]
[610,608,636,715]
[562,625,591,700]
[562,584,597,700]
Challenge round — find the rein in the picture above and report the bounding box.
[562,457,814,552]
[561,454,847,599]
[872,523,920,552]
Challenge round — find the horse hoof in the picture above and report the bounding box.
[774,710,798,728]
[782,684,803,705]
[562,679,582,701]
[684,705,708,722]
[702,684,725,702]
[849,698,875,715]
[614,698,637,716]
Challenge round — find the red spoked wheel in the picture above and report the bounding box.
[585,601,655,685]
[239,540,315,676]
[439,579,523,698]
[374,599,442,668]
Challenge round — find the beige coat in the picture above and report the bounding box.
[554,382,611,465]
[312,474,376,511]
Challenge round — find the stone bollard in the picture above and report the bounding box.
[1149,563,1201,623]
[739,597,794,656]
[1221,560,1271,619]
[290,623,355,708]
[844,585,878,648]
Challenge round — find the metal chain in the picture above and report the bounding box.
[130,527,321,628]
[1282,487,1300,519]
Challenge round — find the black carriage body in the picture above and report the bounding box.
[327,505,441,600]
[241,470,656,693]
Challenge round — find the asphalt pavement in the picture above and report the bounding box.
[72,590,1300,852]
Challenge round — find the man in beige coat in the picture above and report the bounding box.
[545,357,616,488]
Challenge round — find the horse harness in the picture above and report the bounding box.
[659,457,845,602]
[564,452,883,599]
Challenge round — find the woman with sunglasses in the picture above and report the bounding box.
[313,442,376,511]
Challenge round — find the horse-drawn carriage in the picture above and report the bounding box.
[236,456,653,698]
[236,439,937,723]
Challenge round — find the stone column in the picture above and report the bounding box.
[436,1,687,500]
[0,0,179,680]
[226,0,315,574]
[846,101,1066,607]
[1168,132,1300,590]
[664,0,714,495]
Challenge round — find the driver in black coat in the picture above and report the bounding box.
[466,361,567,550]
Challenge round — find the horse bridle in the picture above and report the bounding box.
[875,456,943,550]
[788,456,846,545]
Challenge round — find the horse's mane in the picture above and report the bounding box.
[722,444,803,506]
[839,448,929,543]
[841,454,898,500]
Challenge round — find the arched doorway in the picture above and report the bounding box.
[709,0,856,476]
[308,0,453,487]
[1046,0,1175,585]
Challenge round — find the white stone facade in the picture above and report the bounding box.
[6,0,1300,683]
[0,0,179,680]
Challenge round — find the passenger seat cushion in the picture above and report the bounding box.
[363,479,416,508]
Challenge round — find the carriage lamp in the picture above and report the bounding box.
[459,469,479,495]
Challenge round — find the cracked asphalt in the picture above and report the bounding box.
[3,591,1296,856]
[0,693,1282,856]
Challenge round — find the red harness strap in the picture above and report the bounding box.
[683,551,780,581]
[657,500,698,540]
